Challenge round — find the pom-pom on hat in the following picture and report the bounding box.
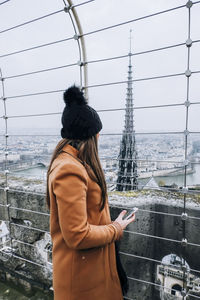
[61,85,102,140]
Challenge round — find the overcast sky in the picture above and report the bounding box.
[0,0,200,135]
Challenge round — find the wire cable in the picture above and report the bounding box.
[1,249,51,269]
[193,0,200,4]
[100,131,183,135]
[72,0,95,9]
[3,38,200,80]
[127,276,200,299]
[0,1,95,35]
[87,42,186,65]
[4,101,188,117]
[6,88,65,99]
[9,222,50,234]
[0,0,10,6]
[3,168,200,195]
[85,72,185,89]
[8,112,62,118]
[0,131,195,136]
[0,203,50,216]
[1,198,200,222]
[82,4,186,38]
[109,204,182,218]
[3,153,189,164]
[4,70,188,99]
[0,37,74,59]
[120,251,200,275]
[124,229,200,248]
[188,295,200,300]
[4,62,77,80]
[0,9,64,35]
[8,188,47,196]
[97,102,186,111]
[4,236,200,277]
[0,4,192,59]
[2,225,200,273]
[9,206,50,216]
[4,219,200,247]
[107,180,200,194]
[12,239,51,253]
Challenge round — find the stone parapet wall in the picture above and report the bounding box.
[0,188,200,299]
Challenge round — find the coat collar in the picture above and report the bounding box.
[49,144,82,175]
[62,144,79,158]
[61,144,85,166]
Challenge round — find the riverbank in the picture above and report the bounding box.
[10,163,196,181]
[139,166,194,179]
[5,163,200,190]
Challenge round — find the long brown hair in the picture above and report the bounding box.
[46,135,107,211]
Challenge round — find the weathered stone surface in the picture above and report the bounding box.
[0,187,200,299]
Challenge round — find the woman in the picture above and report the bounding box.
[46,86,135,300]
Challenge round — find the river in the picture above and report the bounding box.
[13,163,200,187]
[138,163,200,187]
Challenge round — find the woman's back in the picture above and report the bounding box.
[48,144,123,300]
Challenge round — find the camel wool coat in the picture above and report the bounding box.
[48,144,124,300]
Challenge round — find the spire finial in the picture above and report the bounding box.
[129,29,132,55]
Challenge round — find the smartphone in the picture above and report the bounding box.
[124,207,138,220]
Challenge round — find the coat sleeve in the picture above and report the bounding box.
[53,163,123,250]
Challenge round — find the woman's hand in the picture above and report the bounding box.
[114,210,136,230]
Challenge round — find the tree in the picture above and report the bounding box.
[158,180,165,187]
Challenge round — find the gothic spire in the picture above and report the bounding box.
[116,30,138,191]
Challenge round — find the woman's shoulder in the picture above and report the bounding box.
[49,152,88,180]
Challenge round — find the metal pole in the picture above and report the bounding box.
[66,0,88,100]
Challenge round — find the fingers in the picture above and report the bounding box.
[119,210,127,218]
[115,210,127,225]
[114,210,136,231]
[126,214,136,224]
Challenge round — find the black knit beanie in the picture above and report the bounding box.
[61,85,102,140]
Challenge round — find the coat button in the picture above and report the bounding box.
[82,256,85,260]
